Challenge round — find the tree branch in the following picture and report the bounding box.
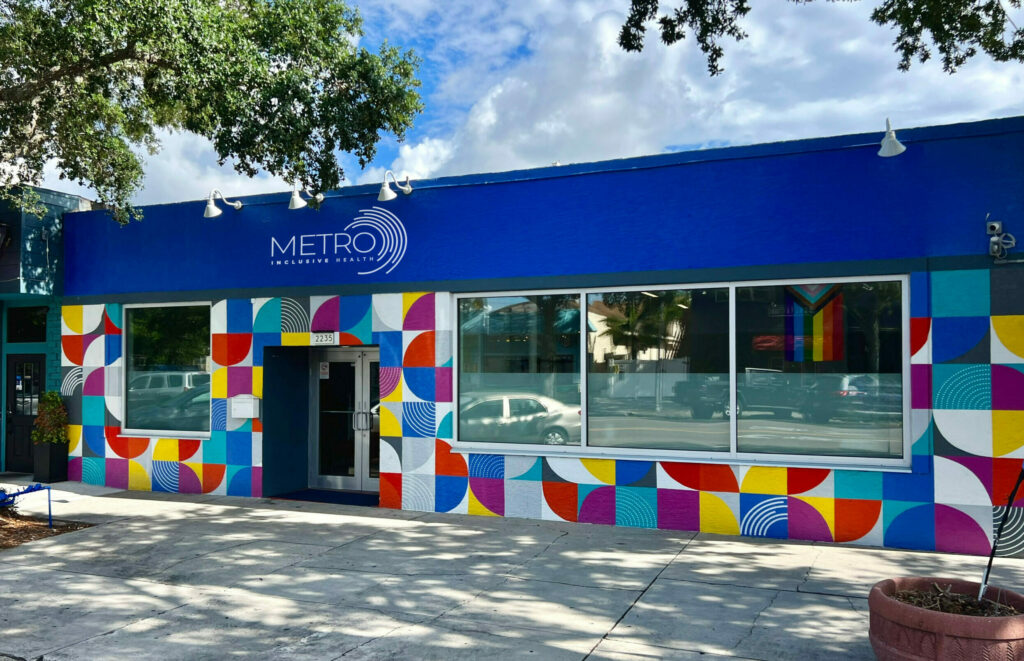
[0,43,138,104]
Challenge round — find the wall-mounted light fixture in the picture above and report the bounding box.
[203,190,243,218]
[288,183,325,210]
[987,214,1017,261]
[877,118,906,158]
[378,170,412,202]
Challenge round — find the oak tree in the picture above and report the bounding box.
[620,0,1024,76]
[0,0,422,222]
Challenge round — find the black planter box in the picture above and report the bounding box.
[32,443,68,483]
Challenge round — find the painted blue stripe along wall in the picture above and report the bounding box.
[64,117,1024,297]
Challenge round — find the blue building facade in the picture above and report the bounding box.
[58,117,1024,555]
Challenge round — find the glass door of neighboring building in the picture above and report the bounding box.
[309,348,380,492]
[5,354,43,473]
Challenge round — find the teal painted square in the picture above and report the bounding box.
[81,456,106,486]
[510,456,542,481]
[882,499,922,530]
[105,304,123,331]
[615,486,658,528]
[932,364,991,410]
[931,270,990,317]
[204,431,227,465]
[82,396,106,426]
[253,299,282,333]
[912,419,933,456]
[348,307,372,344]
[834,471,883,500]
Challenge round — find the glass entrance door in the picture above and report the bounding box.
[309,348,380,492]
[5,354,43,473]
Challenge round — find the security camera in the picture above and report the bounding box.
[988,220,1004,235]
[991,235,1004,256]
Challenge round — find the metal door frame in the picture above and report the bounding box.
[308,347,380,492]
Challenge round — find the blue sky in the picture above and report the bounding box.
[43,1,1024,204]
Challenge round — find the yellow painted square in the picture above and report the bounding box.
[994,410,1024,456]
[62,305,83,334]
[281,332,310,346]
[252,366,263,398]
[741,466,787,494]
[700,492,739,535]
[211,367,228,398]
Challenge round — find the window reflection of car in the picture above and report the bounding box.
[127,371,211,406]
[131,383,211,432]
[459,393,581,445]
[674,370,804,420]
[802,374,902,423]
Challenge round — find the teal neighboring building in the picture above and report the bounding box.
[0,187,91,472]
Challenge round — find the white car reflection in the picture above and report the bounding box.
[459,393,581,445]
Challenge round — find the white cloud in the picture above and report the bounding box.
[37,0,1024,199]
[40,130,290,205]
[376,0,1024,181]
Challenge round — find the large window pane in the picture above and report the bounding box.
[459,295,581,445]
[587,288,730,451]
[7,306,47,343]
[735,281,903,457]
[125,306,211,433]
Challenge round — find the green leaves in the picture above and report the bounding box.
[620,0,1024,76]
[31,391,69,445]
[0,0,422,223]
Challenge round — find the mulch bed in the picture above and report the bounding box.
[894,582,1022,617]
[0,508,91,549]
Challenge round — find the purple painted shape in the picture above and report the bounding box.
[657,489,699,531]
[579,486,616,525]
[227,367,252,398]
[949,455,994,498]
[404,293,435,330]
[311,297,340,332]
[435,367,453,402]
[178,463,203,494]
[252,467,262,497]
[82,333,103,358]
[68,457,83,482]
[911,364,932,409]
[379,367,401,398]
[993,365,1024,411]
[83,368,104,396]
[469,477,504,515]
[105,458,128,489]
[787,496,833,542]
[935,504,991,555]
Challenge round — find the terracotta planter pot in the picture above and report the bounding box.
[869,576,1024,660]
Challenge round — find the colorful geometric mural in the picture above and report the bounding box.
[60,268,1024,556]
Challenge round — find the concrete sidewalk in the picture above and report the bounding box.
[2,479,1023,660]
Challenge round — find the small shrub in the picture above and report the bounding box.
[31,391,69,445]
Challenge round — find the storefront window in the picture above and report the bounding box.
[124,305,212,433]
[458,294,581,445]
[587,288,729,452]
[734,281,903,457]
[7,306,47,343]
[455,276,906,465]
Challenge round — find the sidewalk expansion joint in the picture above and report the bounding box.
[731,589,781,651]
[41,603,190,657]
[581,535,695,660]
[794,547,823,593]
